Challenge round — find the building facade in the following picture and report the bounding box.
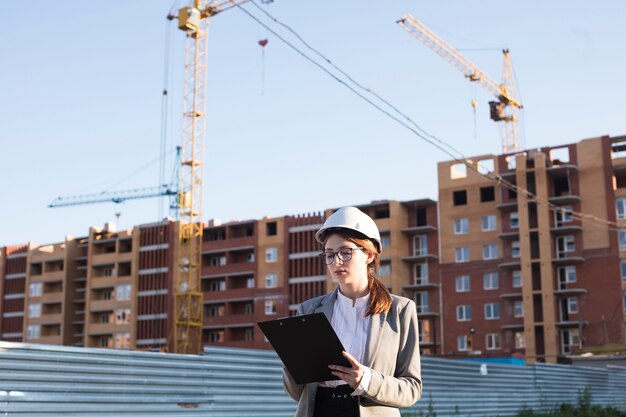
[1,135,625,363]
[438,134,626,363]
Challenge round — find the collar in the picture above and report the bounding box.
[337,288,370,309]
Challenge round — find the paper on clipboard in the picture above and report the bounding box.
[257,312,351,384]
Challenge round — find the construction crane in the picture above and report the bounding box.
[48,147,181,214]
[397,13,523,154]
[171,0,250,354]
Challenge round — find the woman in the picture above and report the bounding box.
[283,206,422,417]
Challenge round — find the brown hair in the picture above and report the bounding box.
[325,231,392,316]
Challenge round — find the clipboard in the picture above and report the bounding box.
[257,312,351,384]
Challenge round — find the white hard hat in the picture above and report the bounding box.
[315,207,382,253]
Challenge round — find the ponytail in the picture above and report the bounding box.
[367,268,392,316]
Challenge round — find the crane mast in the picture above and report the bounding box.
[173,0,250,354]
[397,13,523,153]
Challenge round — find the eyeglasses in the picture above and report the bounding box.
[319,247,364,265]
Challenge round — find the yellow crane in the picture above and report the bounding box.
[173,0,249,354]
[397,13,523,154]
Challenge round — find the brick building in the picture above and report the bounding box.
[1,134,625,363]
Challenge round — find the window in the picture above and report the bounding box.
[116,284,131,301]
[485,303,500,320]
[477,158,494,174]
[414,292,429,314]
[207,305,223,317]
[378,264,391,276]
[512,270,522,288]
[624,294,626,315]
[28,303,41,318]
[103,267,115,277]
[455,247,469,263]
[556,236,576,256]
[486,333,501,350]
[453,190,467,206]
[208,280,226,292]
[27,324,40,339]
[265,247,278,262]
[208,330,224,343]
[414,235,428,256]
[557,266,576,289]
[29,282,43,297]
[245,328,254,341]
[99,337,111,348]
[620,230,626,251]
[115,309,131,324]
[414,263,428,284]
[103,290,113,300]
[617,197,626,220]
[622,260,626,283]
[506,155,516,170]
[515,331,525,349]
[512,241,521,258]
[265,300,277,315]
[457,335,468,351]
[247,277,255,288]
[418,320,431,344]
[567,297,579,314]
[482,243,498,260]
[483,272,499,290]
[481,215,497,231]
[510,212,519,229]
[514,301,524,318]
[100,313,110,324]
[450,163,467,179]
[561,329,580,354]
[455,275,470,292]
[114,332,131,349]
[266,221,277,236]
[245,303,253,315]
[247,253,255,263]
[555,206,573,226]
[381,235,391,248]
[454,218,468,234]
[480,186,495,202]
[456,305,471,321]
[265,274,277,288]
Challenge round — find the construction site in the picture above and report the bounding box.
[1,1,626,416]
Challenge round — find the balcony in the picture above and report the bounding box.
[501,323,524,330]
[203,287,256,302]
[550,225,583,235]
[89,300,121,312]
[498,231,519,240]
[37,271,64,282]
[554,288,588,296]
[498,260,521,269]
[41,292,64,304]
[500,292,523,300]
[201,262,255,277]
[402,253,439,262]
[547,164,579,175]
[401,225,437,235]
[403,282,440,290]
[552,255,585,265]
[30,313,63,325]
[202,236,255,253]
[203,313,255,327]
[548,194,581,205]
[92,252,131,266]
[496,201,518,211]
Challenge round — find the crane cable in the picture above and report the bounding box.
[237,1,625,233]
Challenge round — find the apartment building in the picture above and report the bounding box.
[438,134,626,363]
[2,134,624,362]
[0,244,28,342]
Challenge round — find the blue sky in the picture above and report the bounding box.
[1,1,625,245]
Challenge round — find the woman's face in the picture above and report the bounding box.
[323,234,372,288]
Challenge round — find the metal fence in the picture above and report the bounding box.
[1,341,625,416]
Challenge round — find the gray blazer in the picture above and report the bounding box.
[283,288,422,417]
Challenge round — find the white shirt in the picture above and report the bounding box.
[320,290,372,395]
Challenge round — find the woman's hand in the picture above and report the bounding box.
[328,351,366,389]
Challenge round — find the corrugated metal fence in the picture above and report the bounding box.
[1,341,625,416]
